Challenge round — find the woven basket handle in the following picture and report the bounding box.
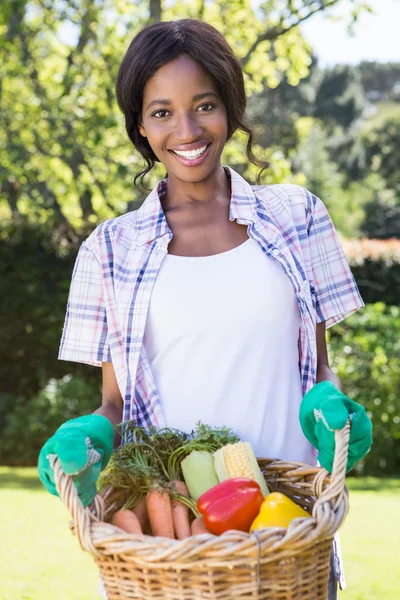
[52,457,105,558]
[311,420,351,535]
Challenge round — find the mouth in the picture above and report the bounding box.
[169,143,212,167]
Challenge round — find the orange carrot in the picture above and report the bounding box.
[171,480,191,540]
[146,488,175,539]
[132,497,149,532]
[191,516,210,536]
[111,510,143,534]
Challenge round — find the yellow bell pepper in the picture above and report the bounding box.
[250,492,311,531]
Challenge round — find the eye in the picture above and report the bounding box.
[197,103,214,112]
[152,109,170,118]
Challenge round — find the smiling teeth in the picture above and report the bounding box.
[174,145,208,159]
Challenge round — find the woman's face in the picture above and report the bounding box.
[139,54,228,184]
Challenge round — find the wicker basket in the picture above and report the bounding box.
[53,422,350,600]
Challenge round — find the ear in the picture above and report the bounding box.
[139,120,147,138]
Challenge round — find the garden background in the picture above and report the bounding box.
[0,1,399,599]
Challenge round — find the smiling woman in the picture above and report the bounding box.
[38,17,371,600]
[115,19,267,188]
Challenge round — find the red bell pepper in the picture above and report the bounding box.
[196,478,264,535]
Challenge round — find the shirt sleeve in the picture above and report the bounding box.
[307,193,364,329]
[58,242,111,366]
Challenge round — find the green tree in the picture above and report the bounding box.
[1,0,369,232]
[359,61,400,99]
[365,118,400,195]
[313,65,365,129]
[1,0,148,232]
[292,117,343,200]
[247,54,319,153]
[357,117,400,238]
[290,116,377,237]
[248,60,369,192]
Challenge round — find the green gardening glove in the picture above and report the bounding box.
[38,414,114,506]
[299,381,372,473]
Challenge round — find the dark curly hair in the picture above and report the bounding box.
[115,19,268,190]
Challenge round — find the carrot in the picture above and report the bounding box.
[146,488,175,539]
[132,497,149,532]
[191,516,211,536]
[111,510,143,534]
[171,480,191,540]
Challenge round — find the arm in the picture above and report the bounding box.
[93,362,124,447]
[316,321,342,391]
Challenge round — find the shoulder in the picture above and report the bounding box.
[82,210,140,258]
[253,183,316,212]
[252,183,318,226]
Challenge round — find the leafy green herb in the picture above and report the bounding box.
[98,421,240,512]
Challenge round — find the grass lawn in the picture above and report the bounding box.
[1,468,399,600]
[338,478,400,600]
[0,468,102,600]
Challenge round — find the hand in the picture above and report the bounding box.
[299,381,372,472]
[38,414,114,506]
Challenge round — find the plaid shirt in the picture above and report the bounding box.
[59,167,364,427]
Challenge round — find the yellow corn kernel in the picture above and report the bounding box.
[214,442,269,497]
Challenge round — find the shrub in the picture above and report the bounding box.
[0,376,100,466]
[328,303,400,476]
[0,219,100,407]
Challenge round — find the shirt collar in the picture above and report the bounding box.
[135,166,257,246]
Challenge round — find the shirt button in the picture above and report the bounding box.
[272,248,280,257]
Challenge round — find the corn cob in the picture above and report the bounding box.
[213,442,269,497]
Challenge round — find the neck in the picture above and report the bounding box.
[162,163,231,213]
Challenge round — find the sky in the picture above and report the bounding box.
[300,0,400,66]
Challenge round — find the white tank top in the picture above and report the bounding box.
[143,238,316,464]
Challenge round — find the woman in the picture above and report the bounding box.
[38,19,372,599]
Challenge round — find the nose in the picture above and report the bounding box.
[175,112,202,142]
